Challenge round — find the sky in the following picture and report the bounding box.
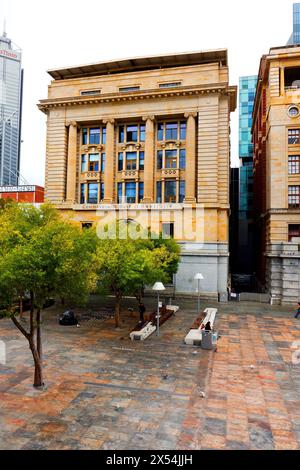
[0,0,296,186]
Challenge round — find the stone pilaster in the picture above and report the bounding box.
[66,122,77,202]
[184,112,197,203]
[142,115,155,202]
[103,118,115,203]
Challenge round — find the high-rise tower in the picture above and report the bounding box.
[0,27,23,185]
[287,3,300,45]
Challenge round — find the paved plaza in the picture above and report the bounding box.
[0,298,300,450]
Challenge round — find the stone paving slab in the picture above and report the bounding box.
[0,303,299,450]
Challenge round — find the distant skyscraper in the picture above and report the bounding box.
[230,75,257,284]
[0,28,23,185]
[287,3,300,45]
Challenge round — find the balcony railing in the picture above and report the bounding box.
[80,171,101,180]
[161,168,180,178]
[122,170,138,179]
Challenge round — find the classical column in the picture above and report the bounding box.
[103,118,115,203]
[66,122,78,203]
[142,115,155,202]
[184,112,197,203]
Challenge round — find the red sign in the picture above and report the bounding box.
[0,49,19,60]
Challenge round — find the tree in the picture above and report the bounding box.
[95,223,180,327]
[0,204,98,387]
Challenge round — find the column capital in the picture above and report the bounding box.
[184,112,197,119]
[66,121,77,128]
[103,118,115,125]
[142,115,155,122]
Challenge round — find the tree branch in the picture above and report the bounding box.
[11,314,30,340]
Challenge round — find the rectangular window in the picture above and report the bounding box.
[179,149,186,169]
[162,222,174,238]
[87,183,98,204]
[288,185,300,208]
[165,180,177,203]
[119,125,125,143]
[156,181,162,203]
[80,184,85,204]
[126,152,137,170]
[117,182,123,203]
[125,181,136,203]
[157,150,163,170]
[100,183,104,201]
[165,122,178,140]
[119,86,140,92]
[289,224,300,241]
[288,155,300,174]
[139,151,144,171]
[138,182,144,202]
[288,128,300,145]
[126,125,138,142]
[88,154,99,172]
[80,90,101,96]
[140,125,145,142]
[89,128,100,145]
[102,127,106,145]
[180,121,186,140]
[118,152,123,172]
[165,150,177,169]
[81,154,87,172]
[179,181,185,203]
[159,82,181,89]
[285,67,300,88]
[101,153,106,172]
[82,128,88,145]
[157,123,164,141]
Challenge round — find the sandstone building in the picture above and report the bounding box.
[253,45,300,304]
[39,50,237,297]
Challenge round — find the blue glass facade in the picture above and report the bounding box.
[235,75,257,276]
[287,3,300,45]
[239,76,257,215]
[0,32,23,185]
[239,76,257,159]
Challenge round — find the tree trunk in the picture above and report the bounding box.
[36,308,42,363]
[29,338,43,388]
[115,297,121,328]
[19,295,23,319]
[136,289,145,323]
[11,294,44,389]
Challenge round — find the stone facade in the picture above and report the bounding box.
[253,45,300,304]
[39,50,237,297]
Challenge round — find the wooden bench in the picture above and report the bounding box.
[130,304,180,341]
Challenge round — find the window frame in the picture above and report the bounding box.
[288,128,300,145]
[288,185,300,208]
[288,155,300,174]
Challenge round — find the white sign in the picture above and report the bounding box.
[0,185,35,193]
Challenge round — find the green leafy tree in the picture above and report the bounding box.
[0,204,98,387]
[95,223,180,326]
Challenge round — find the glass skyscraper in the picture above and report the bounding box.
[0,30,23,185]
[234,76,257,279]
[287,3,300,45]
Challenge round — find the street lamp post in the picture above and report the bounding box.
[194,273,204,315]
[152,282,165,336]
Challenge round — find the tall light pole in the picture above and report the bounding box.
[194,273,204,315]
[152,282,165,336]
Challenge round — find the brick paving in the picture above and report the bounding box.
[0,301,300,450]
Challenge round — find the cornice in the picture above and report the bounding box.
[38,83,237,114]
